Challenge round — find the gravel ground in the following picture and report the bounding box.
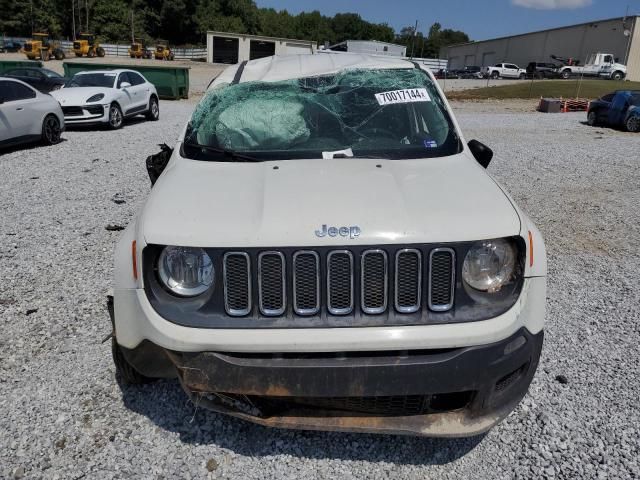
[1,99,639,479]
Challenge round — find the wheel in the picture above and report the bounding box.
[491,71,500,79]
[111,339,151,384]
[75,52,83,57]
[41,114,62,145]
[561,69,571,79]
[108,103,124,130]
[145,96,160,121]
[626,116,640,133]
[519,73,526,80]
[87,49,95,58]
[587,111,599,127]
[54,49,65,60]
[97,47,105,57]
[612,71,624,81]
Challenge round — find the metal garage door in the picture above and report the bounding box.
[249,40,275,60]
[482,52,496,67]
[285,42,311,55]
[212,37,239,64]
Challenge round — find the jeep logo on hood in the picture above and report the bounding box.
[315,224,361,239]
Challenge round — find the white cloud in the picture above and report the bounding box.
[512,0,592,9]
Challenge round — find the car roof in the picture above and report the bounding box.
[0,76,38,90]
[74,69,135,75]
[223,53,419,85]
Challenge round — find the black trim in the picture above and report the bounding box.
[232,61,248,84]
[125,104,148,116]
[0,134,42,149]
[142,238,526,329]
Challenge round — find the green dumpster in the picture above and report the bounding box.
[0,60,43,74]
[63,61,189,100]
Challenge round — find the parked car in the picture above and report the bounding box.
[483,63,527,79]
[109,53,547,438]
[526,62,559,79]
[0,40,23,53]
[458,66,483,79]
[0,77,64,149]
[51,69,159,129]
[4,67,67,93]
[587,90,640,132]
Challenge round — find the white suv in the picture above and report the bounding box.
[51,69,159,129]
[109,54,547,438]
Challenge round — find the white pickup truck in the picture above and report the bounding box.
[482,63,527,79]
[556,53,626,80]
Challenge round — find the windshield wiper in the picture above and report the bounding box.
[182,141,262,162]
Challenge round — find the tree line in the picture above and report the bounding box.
[0,0,469,57]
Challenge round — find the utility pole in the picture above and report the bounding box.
[409,20,418,59]
[131,10,134,43]
[86,0,89,32]
[72,0,76,39]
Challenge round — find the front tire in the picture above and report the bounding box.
[108,103,124,130]
[626,116,640,133]
[561,69,571,79]
[611,71,624,81]
[97,47,105,57]
[519,73,526,80]
[587,111,599,127]
[145,96,160,121]
[491,71,500,79]
[111,339,151,384]
[41,114,62,145]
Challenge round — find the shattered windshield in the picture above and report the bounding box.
[65,73,116,88]
[183,68,461,161]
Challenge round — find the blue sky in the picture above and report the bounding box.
[255,0,638,40]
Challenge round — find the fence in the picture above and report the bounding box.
[2,37,206,60]
[318,49,448,72]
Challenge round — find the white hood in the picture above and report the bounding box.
[51,87,113,105]
[141,152,520,247]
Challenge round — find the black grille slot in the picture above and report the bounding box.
[62,106,84,117]
[429,249,455,311]
[85,105,103,115]
[395,249,422,313]
[223,253,251,316]
[258,252,286,316]
[327,251,353,315]
[293,251,320,315]
[361,250,387,314]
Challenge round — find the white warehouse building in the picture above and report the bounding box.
[207,31,317,64]
[441,16,640,81]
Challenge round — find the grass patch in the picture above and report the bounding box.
[447,79,640,101]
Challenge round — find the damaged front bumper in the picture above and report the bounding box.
[116,319,543,437]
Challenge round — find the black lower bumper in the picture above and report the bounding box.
[121,328,543,437]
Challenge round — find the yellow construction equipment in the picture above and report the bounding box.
[154,43,175,61]
[128,39,152,59]
[73,33,105,58]
[22,33,65,61]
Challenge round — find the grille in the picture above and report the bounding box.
[272,395,429,416]
[327,251,354,315]
[85,105,103,115]
[293,251,320,315]
[395,249,422,313]
[429,248,455,311]
[220,247,456,318]
[223,252,251,316]
[62,106,84,117]
[258,252,286,316]
[361,250,388,314]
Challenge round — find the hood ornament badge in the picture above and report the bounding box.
[315,224,361,239]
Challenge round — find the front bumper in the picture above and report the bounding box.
[118,325,543,437]
[62,104,108,125]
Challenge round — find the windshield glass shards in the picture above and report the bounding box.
[65,73,116,88]
[183,68,461,162]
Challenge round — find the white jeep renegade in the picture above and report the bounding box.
[109,54,546,437]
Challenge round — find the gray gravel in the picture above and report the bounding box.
[1,100,639,479]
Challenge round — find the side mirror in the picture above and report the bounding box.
[146,143,174,186]
[468,140,493,169]
[120,81,131,89]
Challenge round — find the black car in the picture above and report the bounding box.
[458,66,483,79]
[3,67,67,93]
[526,62,559,79]
[0,41,22,53]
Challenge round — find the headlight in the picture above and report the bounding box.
[86,93,104,103]
[157,246,214,297]
[462,238,517,293]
